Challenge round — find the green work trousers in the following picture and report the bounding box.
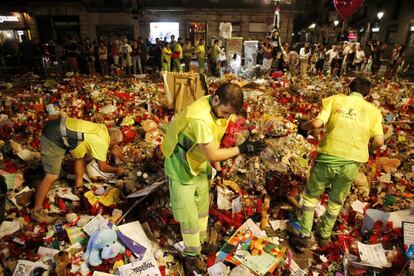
[172,58,182,72]
[300,162,360,239]
[162,62,170,72]
[168,177,209,256]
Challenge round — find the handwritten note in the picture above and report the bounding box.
[357,242,390,268]
[403,221,414,246]
[82,214,109,236]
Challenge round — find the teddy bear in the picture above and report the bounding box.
[375,157,401,174]
[83,225,125,266]
[54,251,71,276]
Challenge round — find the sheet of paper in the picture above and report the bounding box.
[362,208,414,232]
[239,218,266,237]
[12,260,49,276]
[217,185,234,211]
[388,208,414,228]
[127,179,165,198]
[116,229,147,259]
[351,200,368,214]
[207,262,229,276]
[0,171,24,190]
[357,242,391,268]
[231,196,243,214]
[118,221,158,260]
[82,214,109,236]
[289,259,307,276]
[37,246,59,257]
[0,220,21,238]
[361,209,390,232]
[269,220,289,231]
[233,250,277,276]
[92,272,116,276]
[403,222,414,246]
[119,257,161,276]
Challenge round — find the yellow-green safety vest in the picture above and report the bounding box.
[162,96,230,175]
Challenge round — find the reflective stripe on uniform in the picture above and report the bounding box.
[76,132,83,146]
[184,245,201,255]
[324,210,337,220]
[60,117,69,147]
[329,196,343,206]
[182,228,199,235]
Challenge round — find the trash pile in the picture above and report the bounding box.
[0,72,413,275]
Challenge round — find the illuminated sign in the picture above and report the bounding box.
[348,31,357,41]
[371,27,380,33]
[0,16,19,23]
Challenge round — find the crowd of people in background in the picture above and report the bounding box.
[0,33,409,80]
[260,39,407,80]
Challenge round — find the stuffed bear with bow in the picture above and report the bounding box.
[83,225,125,266]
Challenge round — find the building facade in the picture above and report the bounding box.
[138,0,297,45]
[335,0,413,58]
[1,0,298,45]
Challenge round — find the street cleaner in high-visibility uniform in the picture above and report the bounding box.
[290,77,384,250]
[32,117,127,223]
[161,83,266,275]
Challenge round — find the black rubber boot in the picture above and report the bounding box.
[316,233,331,247]
[289,235,312,253]
[183,255,206,276]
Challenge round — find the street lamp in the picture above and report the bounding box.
[333,20,339,26]
[308,23,316,29]
[377,11,384,20]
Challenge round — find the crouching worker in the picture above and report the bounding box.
[86,143,127,183]
[290,77,384,250]
[32,117,127,223]
[161,83,266,275]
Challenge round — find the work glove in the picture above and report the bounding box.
[296,118,309,138]
[238,139,267,155]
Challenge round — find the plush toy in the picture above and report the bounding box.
[54,251,71,276]
[83,225,125,266]
[376,157,401,174]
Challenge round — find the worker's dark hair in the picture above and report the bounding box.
[349,77,371,97]
[215,83,244,112]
